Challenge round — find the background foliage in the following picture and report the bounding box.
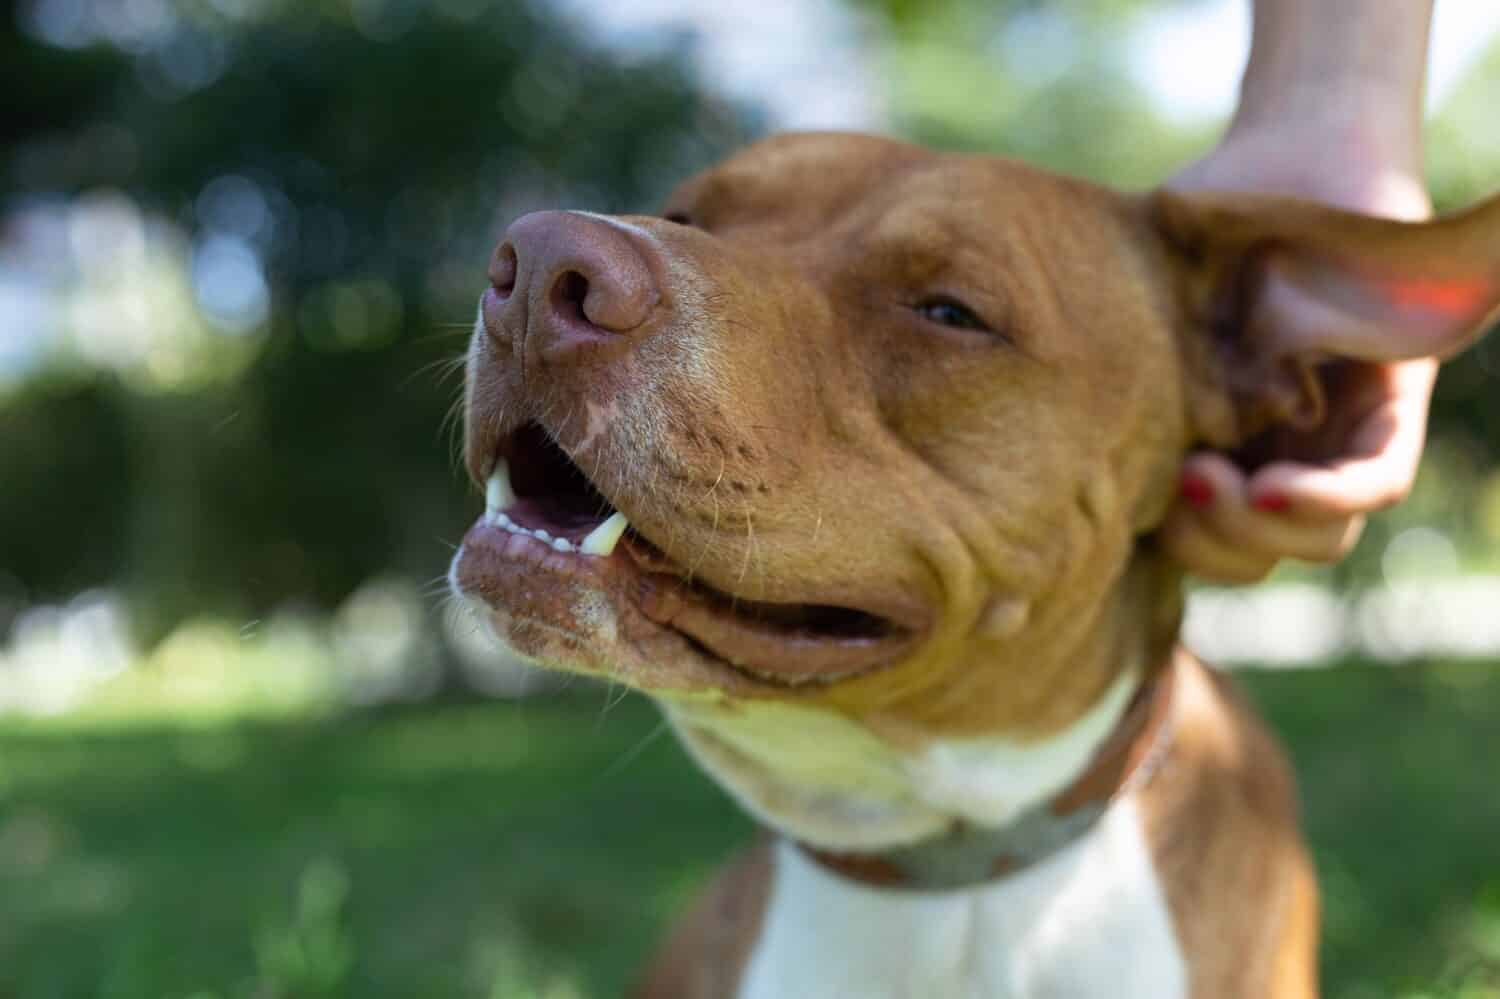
[4,0,1500,996]
[2,0,757,644]
[7,0,1500,633]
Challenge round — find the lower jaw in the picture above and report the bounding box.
[453,519,914,693]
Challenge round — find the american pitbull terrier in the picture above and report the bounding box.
[450,133,1499,998]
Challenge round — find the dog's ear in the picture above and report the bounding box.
[1148,190,1500,447]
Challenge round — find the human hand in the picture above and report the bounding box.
[1163,121,1437,583]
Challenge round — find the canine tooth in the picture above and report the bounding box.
[485,461,516,516]
[496,513,515,528]
[579,511,629,556]
[551,538,573,552]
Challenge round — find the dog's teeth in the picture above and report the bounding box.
[485,473,622,557]
[579,511,629,556]
[485,461,516,516]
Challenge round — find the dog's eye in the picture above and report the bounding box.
[663,212,694,226]
[912,296,991,333]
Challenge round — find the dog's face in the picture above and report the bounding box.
[453,134,1192,738]
[452,131,1497,845]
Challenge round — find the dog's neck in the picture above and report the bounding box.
[659,551,1187,864]
[799,653,1176,890]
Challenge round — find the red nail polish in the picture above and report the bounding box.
[1180,475,1215,508]
[1254,493,1290,513]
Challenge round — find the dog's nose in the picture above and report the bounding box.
[484,211,660,361]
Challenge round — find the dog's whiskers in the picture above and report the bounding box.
[596,678,634,729]
[401,351,469,393]
[594,718,671,785]
[733,501,757,608]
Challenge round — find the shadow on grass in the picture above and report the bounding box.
[1,662,1496,997]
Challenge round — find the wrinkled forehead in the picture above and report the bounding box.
[666,133,932,221]
[665,133,1118,252]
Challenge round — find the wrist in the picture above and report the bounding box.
[1237,65,1423,124]
[1228,84,1422,170]
[1207,116,1428,220]
[1235,0,1432,162]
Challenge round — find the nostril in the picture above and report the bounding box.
[550,269,589,325]
[489,242,518,298]
[503,211,660,349]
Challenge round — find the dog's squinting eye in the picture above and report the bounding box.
[912,296,991,334]
[663,212,694,226]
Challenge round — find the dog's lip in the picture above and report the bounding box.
[632,571,918,683]
[455,508,921,688]
[621,535,921,684]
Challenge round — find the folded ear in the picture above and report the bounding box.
[1148,189,1500,448]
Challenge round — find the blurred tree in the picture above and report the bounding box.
[1,0,753,639]
[847,0,1203,184]
[6,0,1500,645]
[1427,37,1500,469]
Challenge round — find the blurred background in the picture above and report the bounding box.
[3,0,1499,995]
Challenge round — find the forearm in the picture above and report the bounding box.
[1163,0,1442,584]
[1235,0,1433,174]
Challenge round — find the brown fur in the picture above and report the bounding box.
[632,842,775,999]
[456,132,1500,998]
[632,656,1318,999]
[1136,653,1319,999]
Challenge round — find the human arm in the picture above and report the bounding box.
[1163,0,1438,583]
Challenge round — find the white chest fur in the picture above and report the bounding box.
[738,797,1186,999]
[661,668,1140,852]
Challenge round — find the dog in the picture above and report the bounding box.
[450,132,1499,997]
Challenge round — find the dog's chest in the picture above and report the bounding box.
[737,798,1186,999]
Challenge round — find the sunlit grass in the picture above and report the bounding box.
[0,664,1496,997]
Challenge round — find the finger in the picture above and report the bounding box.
[1178,451,1251,510]
[1247,360,1435,516]
[1166,455,1275,582]
[1189,456,1368,563]
[1248,455,1419,517]
[1210,506,1367,564]
[1248,397,1424,514]
[1158,510,1278,584]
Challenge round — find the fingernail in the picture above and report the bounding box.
[1253,493,1290,513]
[1180,474,1215,508]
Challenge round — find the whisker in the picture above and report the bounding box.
[596,679,634,728]
[593,718,671,784]
[400,352,469,391]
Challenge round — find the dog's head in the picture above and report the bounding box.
[451,133,1496,840]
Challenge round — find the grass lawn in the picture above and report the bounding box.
[1,661,1498,998]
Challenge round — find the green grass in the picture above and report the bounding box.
[1,663,1497,998]
[1245,661,1500,998]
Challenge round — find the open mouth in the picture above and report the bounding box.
[482,421,632,556]
[464,421,916,685]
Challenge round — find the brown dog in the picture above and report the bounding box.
[450,133,1499,998]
